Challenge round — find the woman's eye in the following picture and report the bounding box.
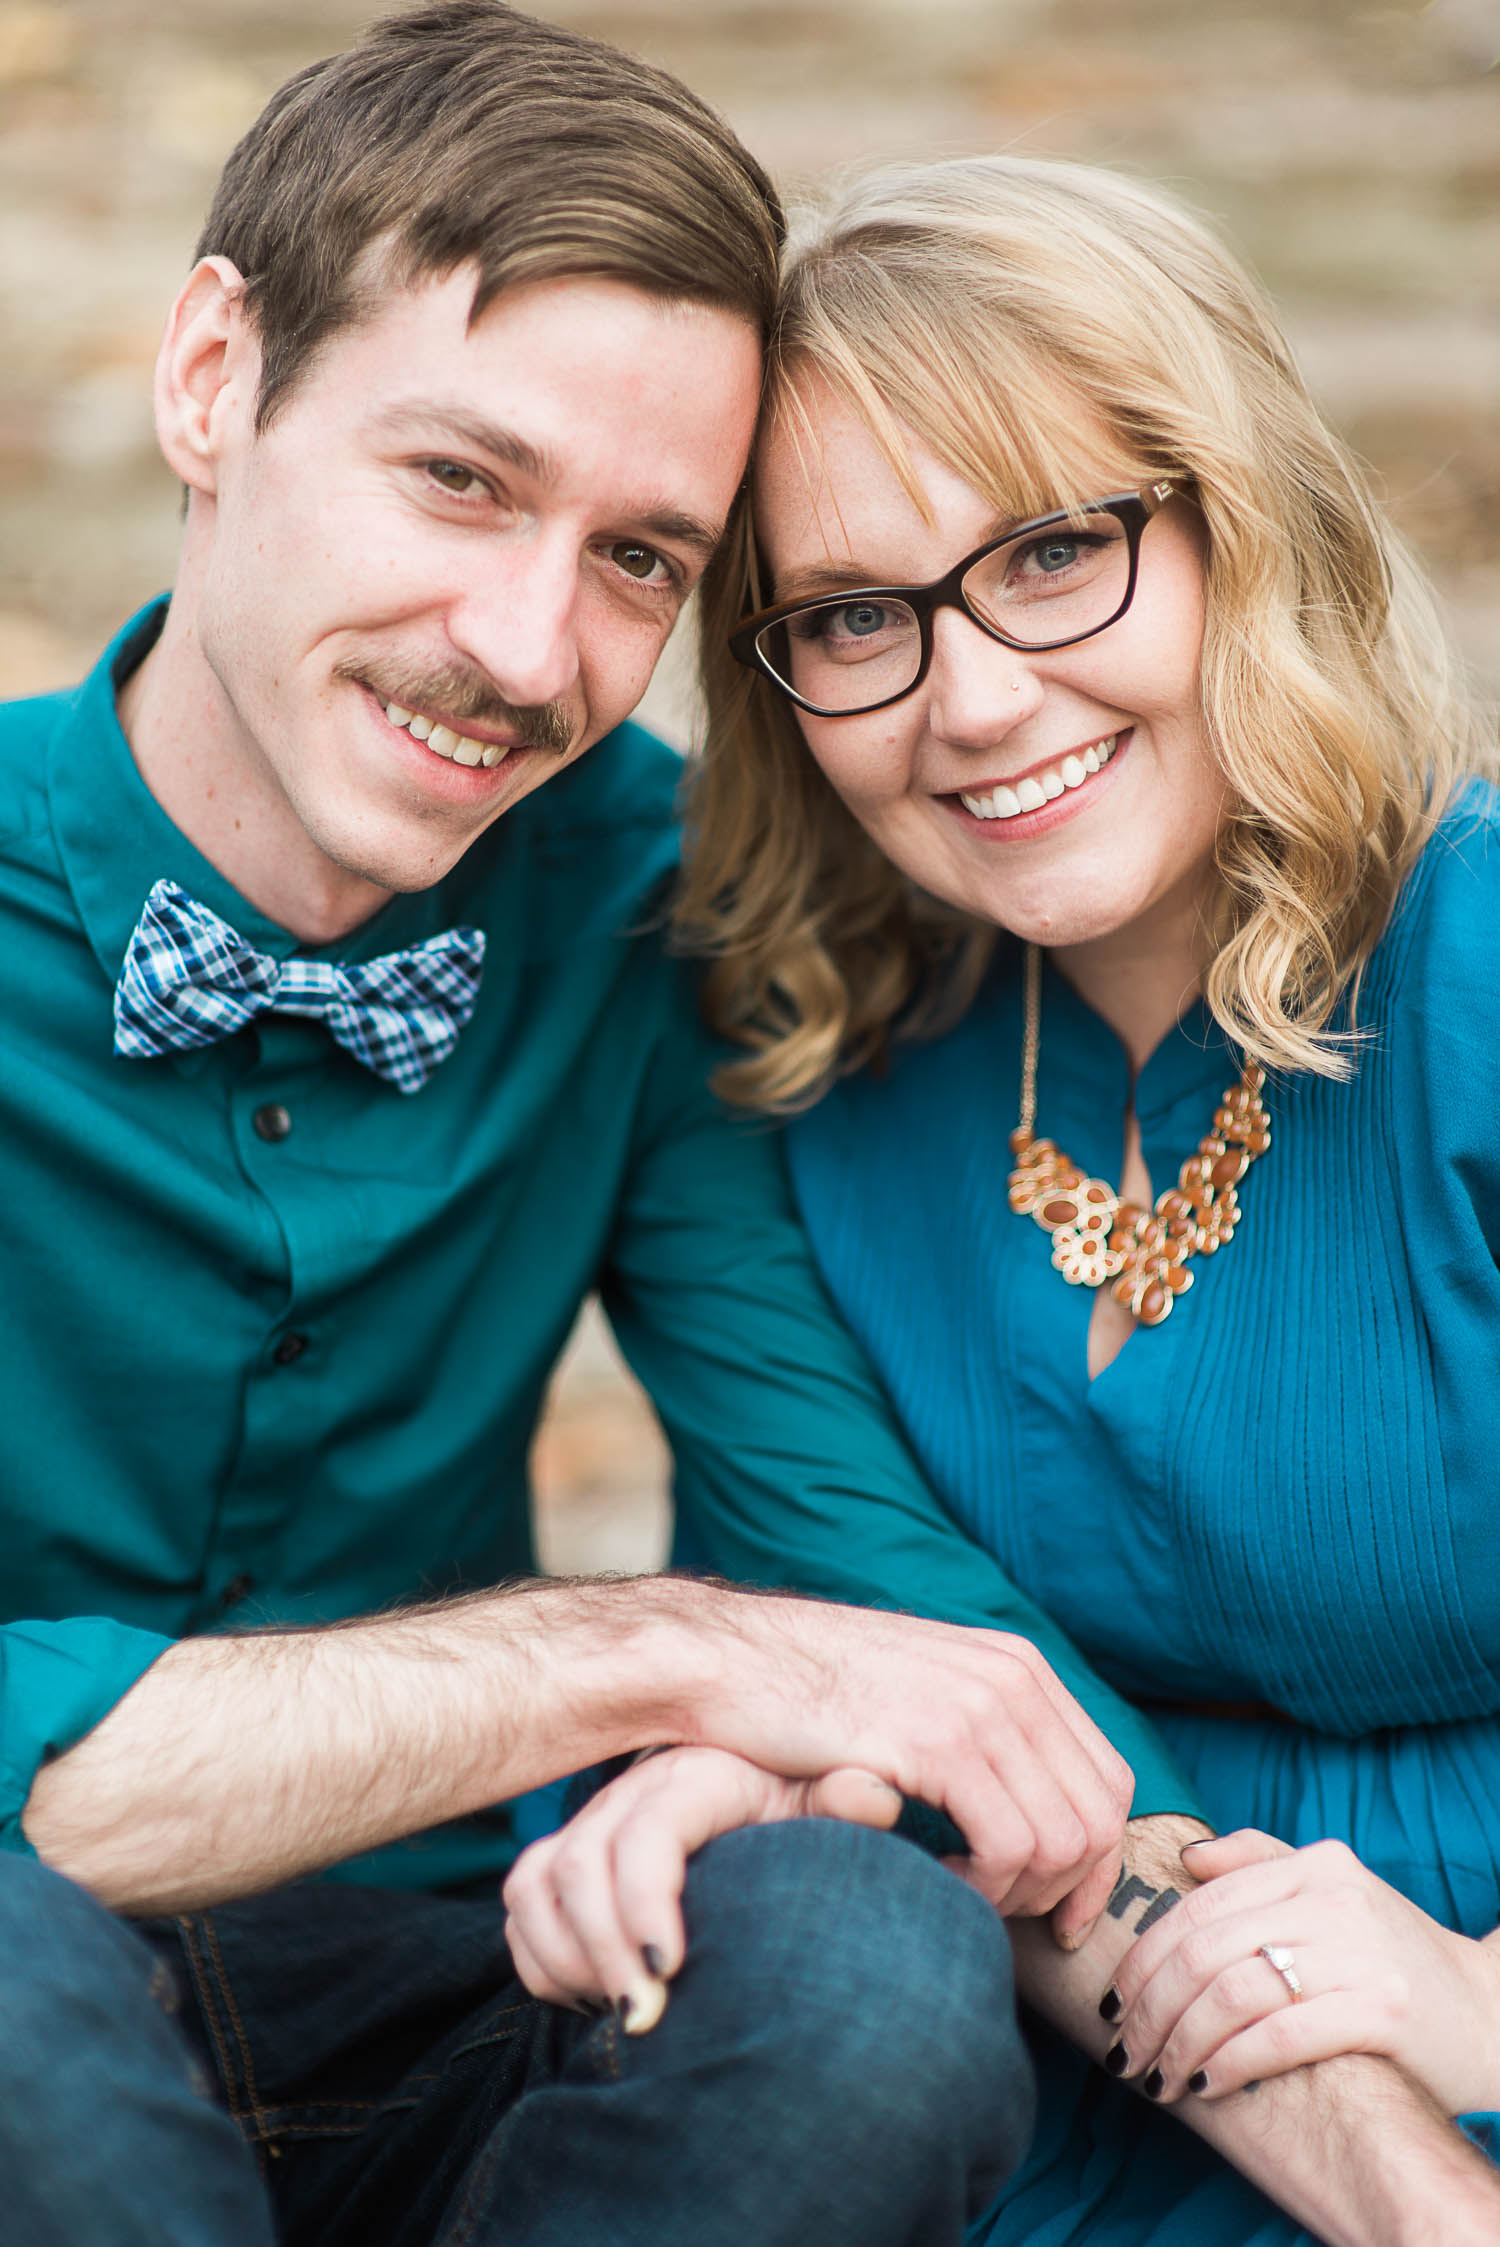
[424,459,484,497]
[608,541,670,584]
[835,602,890,637]
[793,601,895,643]
[1030,537,1082,574]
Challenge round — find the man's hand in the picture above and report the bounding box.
[667,1582,1132,1939]
[502,1746,903,2031]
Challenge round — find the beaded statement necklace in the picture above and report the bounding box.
[1006,944,1271,1327]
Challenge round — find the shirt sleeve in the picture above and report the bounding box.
[0,1618,174,1854]
[601,989,1203,1823]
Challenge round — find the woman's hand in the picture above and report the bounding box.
[501,1745,903,2034]
[1101,1828,1500,2117]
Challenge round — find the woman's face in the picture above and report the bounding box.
[751,378,1227,956]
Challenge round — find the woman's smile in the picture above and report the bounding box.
[947,726,1128,838]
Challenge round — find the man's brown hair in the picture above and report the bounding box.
[195,0,784,425]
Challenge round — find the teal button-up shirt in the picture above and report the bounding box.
[0,602,1193,1887]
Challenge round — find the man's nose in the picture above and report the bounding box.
[925,607,1045,747]
[443,535,582,713]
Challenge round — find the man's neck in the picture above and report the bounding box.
[115,606,393,948]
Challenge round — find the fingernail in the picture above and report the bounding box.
[1103,2041,1129,2077]
[577,1997,609,2019]
[642,1944,665,1979]
[1188,2069,1209,2095]
[1179,1839,1212,1856]
[1144,2068,1165,2101]
[613,1994,634,2026]
[620,1977,668,2037]
[1098,1986,1122,2023]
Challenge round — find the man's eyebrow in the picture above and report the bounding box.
[369,404,725,557]
[371,404,559,485]
[630,506,726,561]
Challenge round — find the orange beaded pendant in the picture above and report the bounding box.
[1006,946,1270,1328]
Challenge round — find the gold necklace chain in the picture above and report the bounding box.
[1007,943,1271,1327]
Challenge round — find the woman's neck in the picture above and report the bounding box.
[1046,873,1213,1078]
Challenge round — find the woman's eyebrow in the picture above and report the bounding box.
[768,506,1083,604]
[770,562,892,604]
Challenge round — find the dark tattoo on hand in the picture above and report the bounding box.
[1106,1868,1183,1935]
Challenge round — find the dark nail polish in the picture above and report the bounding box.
[1144,2068,1165,2101]
[1098,1986,1122,2023]
[1188,2070,1209,2095]
[1103,2041,1129,2077]
[613,1994,634,2026]
[1242,2079,1261,2094]
[642,1944,665,1979]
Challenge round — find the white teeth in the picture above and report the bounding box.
[380,694,513,771]
[959,735,1120,820]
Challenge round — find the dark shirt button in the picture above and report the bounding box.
[253,1103,292,1143]
[219,1572,255,1611]
[273,1332,308,1366]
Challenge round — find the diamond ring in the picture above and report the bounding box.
[1258,1943,1304,2001]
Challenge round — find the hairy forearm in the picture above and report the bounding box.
[23,1576,715,1913]
[1011,1815,1500,2247]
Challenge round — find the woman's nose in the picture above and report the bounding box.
[924,607,1044,746]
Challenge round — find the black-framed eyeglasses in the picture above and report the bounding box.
[730,480,1182,718]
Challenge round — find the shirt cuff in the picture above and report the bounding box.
[0,1617,175,1853]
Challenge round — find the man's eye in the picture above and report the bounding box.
[425,459,483,496]
[608,542,669,585]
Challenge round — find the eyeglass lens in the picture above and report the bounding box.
[757,507,1135,714]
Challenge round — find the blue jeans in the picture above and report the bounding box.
[0,1819,1033,2245]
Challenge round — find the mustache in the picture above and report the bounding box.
[341,654,575,756]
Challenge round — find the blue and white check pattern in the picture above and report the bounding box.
[115,879,487,1095]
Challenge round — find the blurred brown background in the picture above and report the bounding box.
[3,0,1496,1571]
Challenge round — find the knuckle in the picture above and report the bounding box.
[1220,1959,1268,2012]
[1259,2007,1303,2064]
[1177,1930,1220,1983]
[1033,1815,1089,1880]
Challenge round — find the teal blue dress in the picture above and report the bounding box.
[787,789,1500,2240]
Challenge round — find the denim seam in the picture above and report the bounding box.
[176,1914,248,2124]
[198,1910,273,2140]
[443,2003,535,2066]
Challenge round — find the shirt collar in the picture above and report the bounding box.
[49,597,484,986]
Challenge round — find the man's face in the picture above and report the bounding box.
[189,270,762,902]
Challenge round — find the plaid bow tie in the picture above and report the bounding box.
[115,879,487,1095]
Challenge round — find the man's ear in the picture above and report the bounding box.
[153,256,257,495]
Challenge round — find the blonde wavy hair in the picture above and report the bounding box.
[676,154,1488,1111]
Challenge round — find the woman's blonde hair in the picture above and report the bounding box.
[677,154,1488,1110]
